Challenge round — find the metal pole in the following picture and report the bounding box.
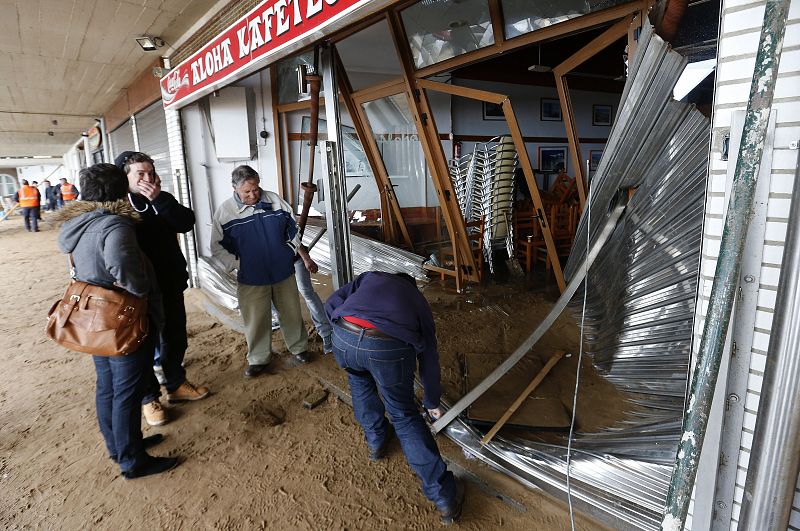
[737,151,800,531]
[306,184,361,252]
[662,2,791,528]
[319,45,353,289]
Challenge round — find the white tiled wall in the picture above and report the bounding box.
[691,0,800,528]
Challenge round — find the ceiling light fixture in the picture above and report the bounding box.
[528,45,552,73]
[135,35,166,52]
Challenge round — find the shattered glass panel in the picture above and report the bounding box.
[401,0,495,69]
[501,0,633,40]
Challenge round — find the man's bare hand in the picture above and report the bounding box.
[304,257,319,274]
[427,407,443,420]
[137,177,161,202]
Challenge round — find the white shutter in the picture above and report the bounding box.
[109,120,135,161]
[135,101,174,194]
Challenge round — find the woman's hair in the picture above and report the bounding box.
[231,165,260,187]
[122,152,155,175]
[79,163,129,202]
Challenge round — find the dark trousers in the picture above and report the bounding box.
[142,289,188,403]
[331,324,457,508]
[21,207,39,231]
[93,333,154,472]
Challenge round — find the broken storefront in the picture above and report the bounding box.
[155,0,799,529]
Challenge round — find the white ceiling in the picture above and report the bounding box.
[0,0,221,157]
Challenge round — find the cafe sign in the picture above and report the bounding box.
[161,0,372,109]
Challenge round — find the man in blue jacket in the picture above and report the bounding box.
[212,165,315,377]
[325,271,465,525]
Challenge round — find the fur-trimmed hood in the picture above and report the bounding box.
[57,199,140,255]
[54,199,140,224]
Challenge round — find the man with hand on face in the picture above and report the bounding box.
[115,151,210,428]
[211,165,315,377]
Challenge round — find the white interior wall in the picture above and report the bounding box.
[451,77,618,187]
[180,68,278,260]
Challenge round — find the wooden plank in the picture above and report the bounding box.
[334,49,413,250]
[480,350,567,445]
[388,12,479,282]
[555,75,588,208]
[502,98,567,292]
[417,79,506,104]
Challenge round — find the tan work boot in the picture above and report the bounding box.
[167,381,210,403]
[142,400,168,426]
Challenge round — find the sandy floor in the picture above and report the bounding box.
[0,211,607,530]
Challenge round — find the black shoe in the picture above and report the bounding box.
[368,423,395,461]
[122,455,179,479]
[438,480,465,525]
[110,434,165,462]
[244,364,270,378]
[294,351,312,364]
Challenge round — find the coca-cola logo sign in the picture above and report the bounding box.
[160,0,372,109]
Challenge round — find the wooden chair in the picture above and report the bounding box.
[533,204,579,273]
[440,217,485,281]
[541,171,578,208]
[513,209,545,273]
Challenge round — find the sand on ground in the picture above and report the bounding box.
[0,211,608,530]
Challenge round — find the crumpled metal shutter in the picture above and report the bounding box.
[135,101,174,194]
[109,121,135,161]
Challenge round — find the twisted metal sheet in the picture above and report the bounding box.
[439,22,710,530]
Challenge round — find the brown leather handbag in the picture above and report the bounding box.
[46,257,149,356]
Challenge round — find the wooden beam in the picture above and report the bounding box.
[416,79,506,105]
[269,66,285,200]
[388,11,479,283]
[502,98,567,292]
[281,112,295,209]
[334,49,413,250]
[551,15,634,209]
[554,75,588,208]
[552,16,634,77]
[350,78,406,104]
[487,0,505,49]
[413,0,648,79]
[481,350,566,445]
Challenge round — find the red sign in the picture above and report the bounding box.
[161,0,373,109]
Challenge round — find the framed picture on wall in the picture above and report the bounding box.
[592,104,613,126]
[540,98,562,121]
[482,101,505,120]
[539,147,567,173]
[589,150,603,171]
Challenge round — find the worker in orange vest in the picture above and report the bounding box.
[57,177,79,207]
[13,179,41,232]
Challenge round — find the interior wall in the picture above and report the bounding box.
[181,68,278,260]
[451,77,619,186]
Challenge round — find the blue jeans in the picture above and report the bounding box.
[331,323,456,508]
[142,289,188,403]
[295,260,331,345]
[93,334,154,472]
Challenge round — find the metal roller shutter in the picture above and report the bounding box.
[109,120,135,162]
[135,101,174,194]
